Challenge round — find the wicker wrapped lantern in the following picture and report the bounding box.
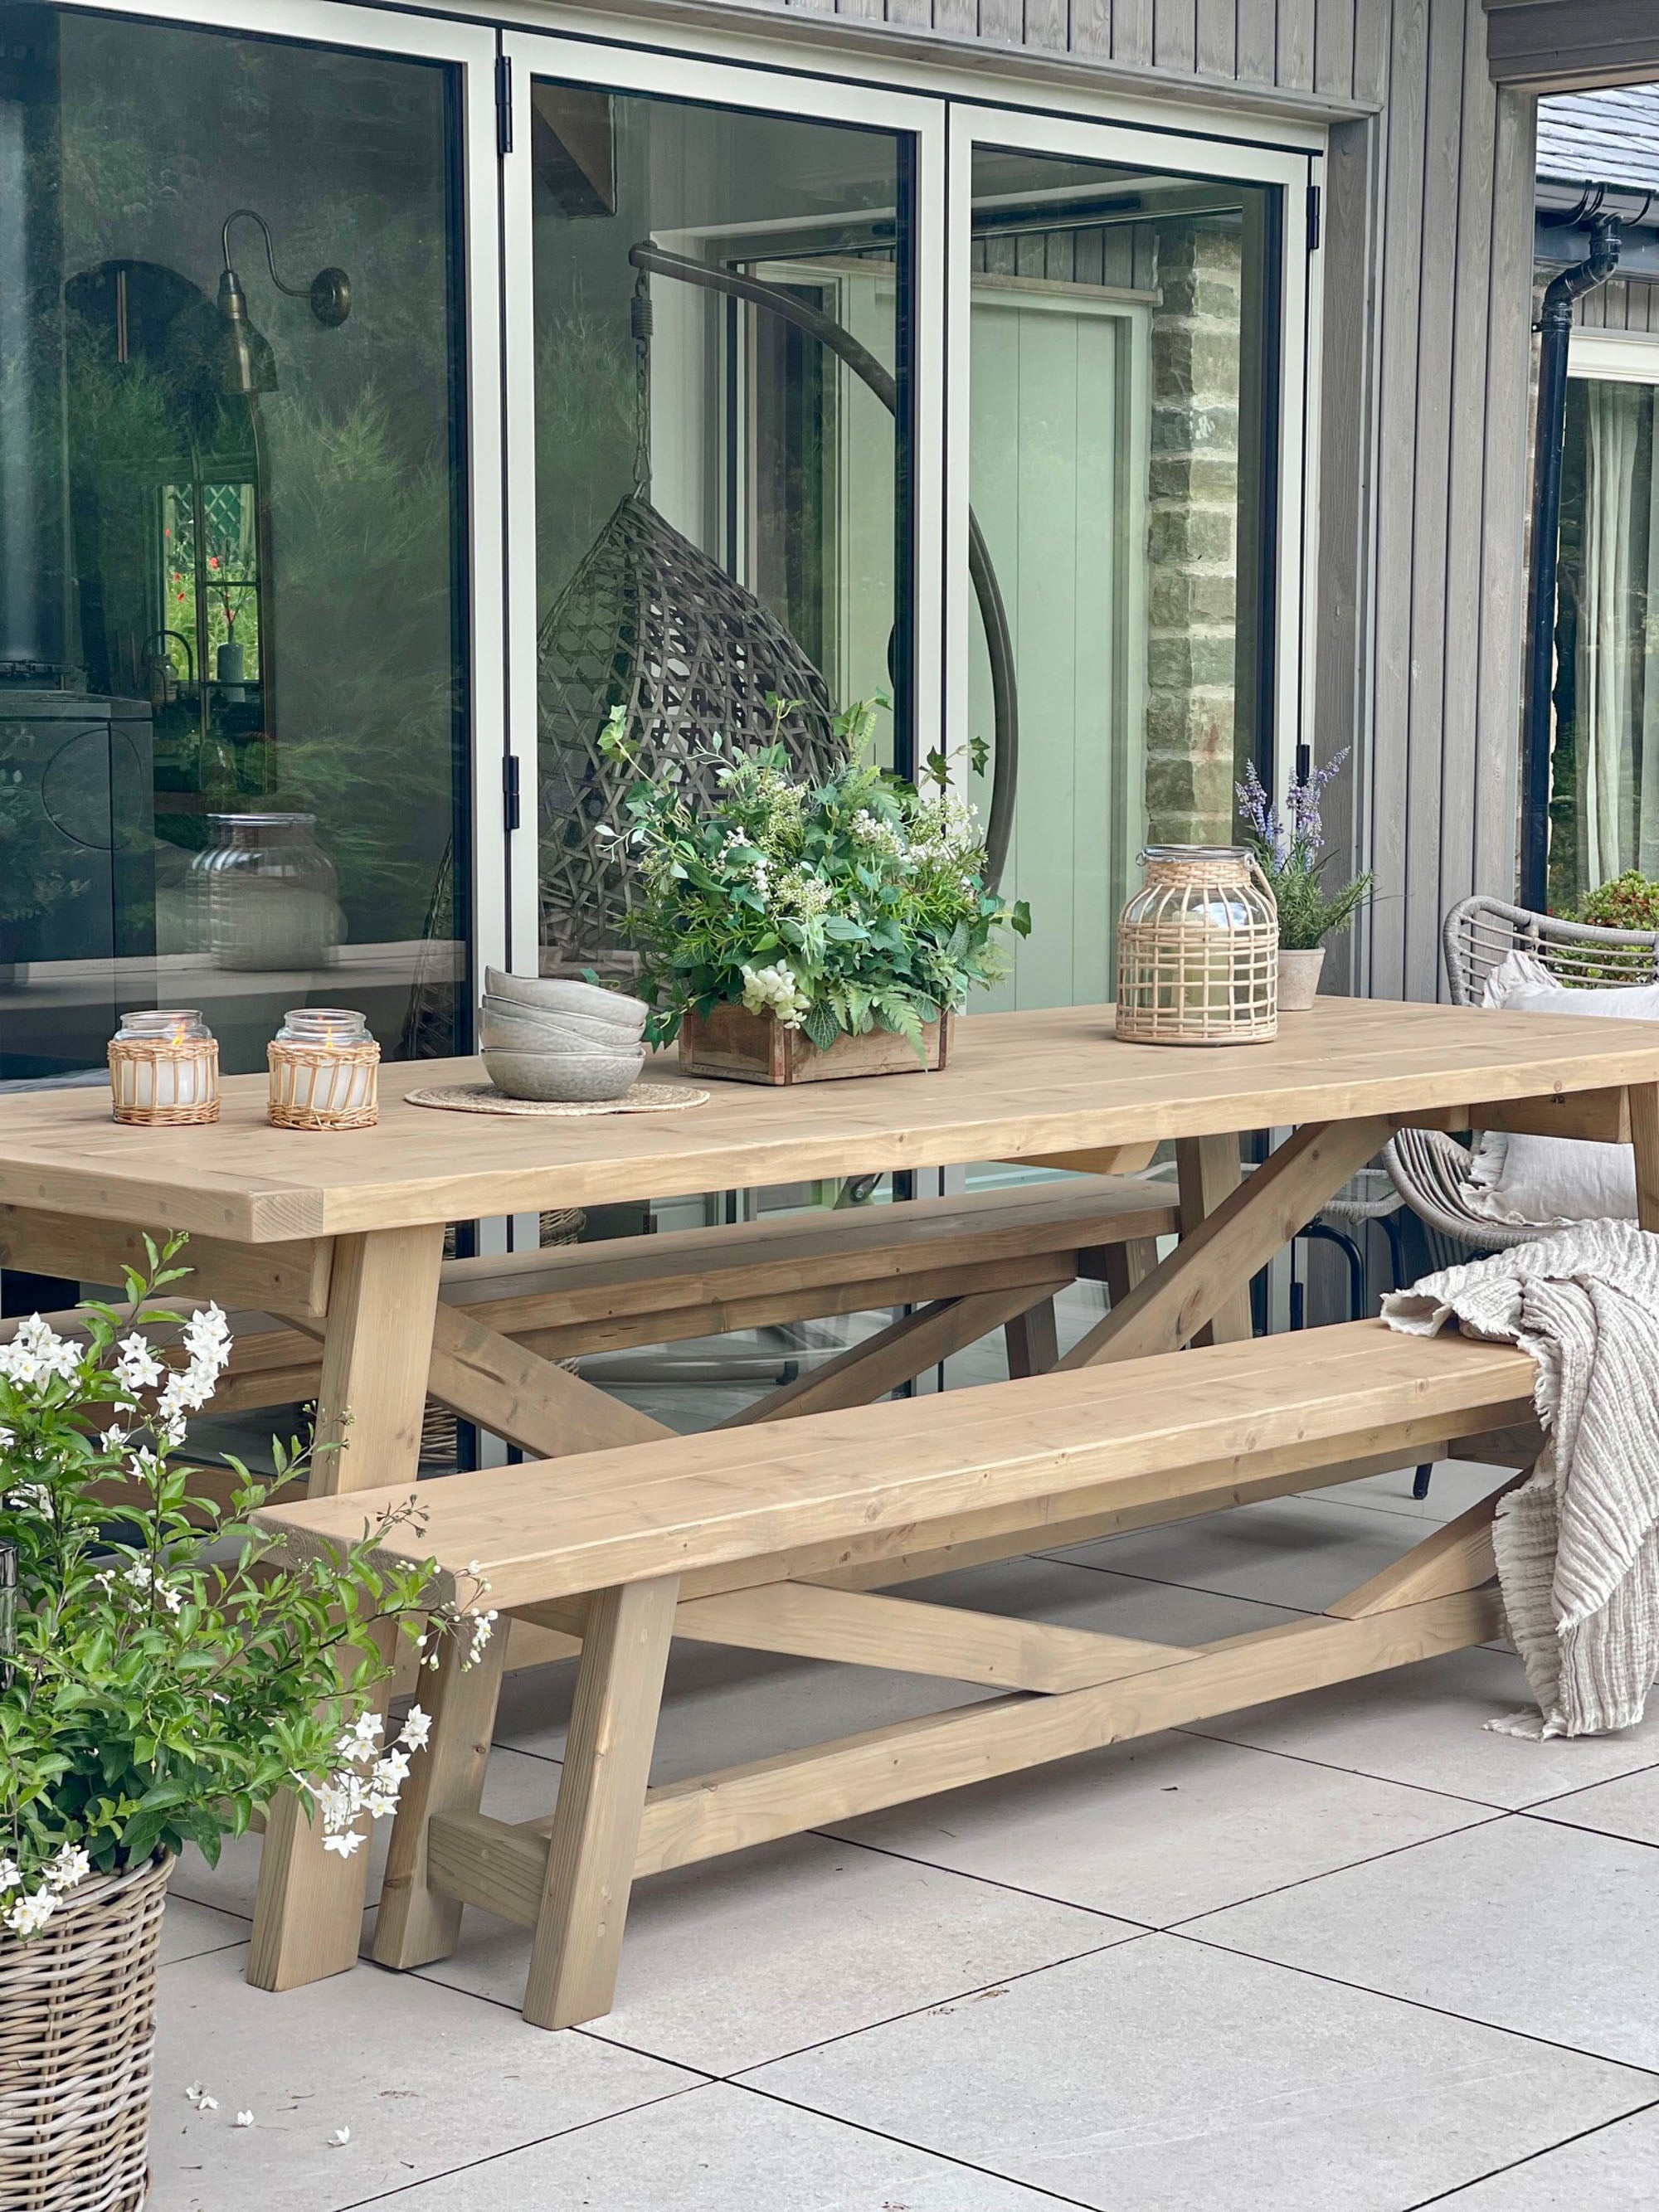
[108,1009,221,1125]
[1115,845,1279,1045]
[267,1009,380,1130]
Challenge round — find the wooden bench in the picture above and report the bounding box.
[5,1172,1178,1445]
[255,1317,1538,2032]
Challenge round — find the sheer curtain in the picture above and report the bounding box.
[1576,379,1642,891]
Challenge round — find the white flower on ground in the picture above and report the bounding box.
[329,2127,351,2146]
[234,2112,255,2129]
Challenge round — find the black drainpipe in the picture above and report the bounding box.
[1520,210,1622,912]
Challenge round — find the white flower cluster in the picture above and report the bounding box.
[98,1556,187,1616]
[114,1304,233,1445]
[908,791,985,874]
[0,1314,85,1388]
[314,1707,423,1859]
[0,1841,91,1937]
[849,808,908,860]
[740,962,812,1029]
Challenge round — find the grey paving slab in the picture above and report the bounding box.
[420,1828,1134,2075]
[1310,1459,1516,1525]
[830,1727,1493,1923]
[1431,2103,1659,2207]
[1192,1815,1659,2069]
[1047,1493,1468,1614]
[157,1894,252,1966]
[1527,1759,1659,1847]
[150,1942,696,2212]
[368,2078,1068,2210]
[1190,1643,1659,1808]
[749,1935,1656,2212]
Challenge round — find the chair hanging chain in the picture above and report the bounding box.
[630,265,653,501]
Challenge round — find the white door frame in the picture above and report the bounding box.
[38,0,509,999]
[945,104,1321,814]
[498,28,947,972]
[1568,329,1659,384]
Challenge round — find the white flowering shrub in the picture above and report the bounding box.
[597,697,1030,1055]
[0,1237,489,1941]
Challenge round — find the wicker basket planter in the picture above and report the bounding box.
[1115,845,1279,1046]
[0,1854,171,2212]
[679,1004,952,1085]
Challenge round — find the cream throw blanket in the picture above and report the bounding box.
[1382,1218,1659,1738]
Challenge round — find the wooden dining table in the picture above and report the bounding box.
[7,993,1659,1996]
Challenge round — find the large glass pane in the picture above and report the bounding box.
[0,2,468,1082]
[531,81,912,973]
[1550,372,1659,912]
[965,147,1279,1010]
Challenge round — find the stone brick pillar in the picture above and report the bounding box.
[1144,222,1243,847]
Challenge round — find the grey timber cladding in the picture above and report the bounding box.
[772,0,1389,102]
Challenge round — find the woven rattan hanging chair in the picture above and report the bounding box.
[538,492,844,969]
[536,242,1019,973]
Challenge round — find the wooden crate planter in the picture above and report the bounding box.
[679,1004,952,1085]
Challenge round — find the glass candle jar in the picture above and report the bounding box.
[191,813,342,972]
[108,1009,221,1125]
[267,1008,380,1130]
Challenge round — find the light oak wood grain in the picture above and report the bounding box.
[5,1000,1658,1240]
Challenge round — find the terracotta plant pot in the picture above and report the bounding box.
[1277,945,1326,1012]
[0,1854,171,2212]
[679,1004,952,1085]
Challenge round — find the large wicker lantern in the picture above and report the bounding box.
[1116,844,1279,1045]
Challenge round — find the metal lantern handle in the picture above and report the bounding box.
[627,242,1019,891]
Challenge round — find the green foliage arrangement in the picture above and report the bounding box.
[1555,870,1659,985]
[599,699,1030,1056]
[1237,752,1374,953]
[0,1240,489,1940]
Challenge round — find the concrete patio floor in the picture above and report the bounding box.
[150,1296,1659,2210]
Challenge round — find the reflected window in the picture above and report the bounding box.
[532,83,913,974]
[0,1,469,1080]
[965,147,1279,1009]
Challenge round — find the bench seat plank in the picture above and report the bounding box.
[257,1321,1537,1612]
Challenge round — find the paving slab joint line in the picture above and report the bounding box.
[1399,2092,1659,2210]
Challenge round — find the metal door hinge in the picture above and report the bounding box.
[496,54,513,158]
[503,753,521,832]
[1306,182,1321,252]
[1295,741,1311,784]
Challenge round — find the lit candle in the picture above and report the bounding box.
[109,1010,220,1125]
[268,1008,379,1130]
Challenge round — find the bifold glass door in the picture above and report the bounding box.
[0,0,499,1083]
[499,41,941,982]
[947,109,1311,1015]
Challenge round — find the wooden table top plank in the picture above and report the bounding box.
[6,997,1659,1242]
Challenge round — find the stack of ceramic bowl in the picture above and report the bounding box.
[478,970,649,1101]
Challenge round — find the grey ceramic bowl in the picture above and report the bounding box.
[478,998,648,1053]
[482,1045,644,1103]
[483,969,648,1033]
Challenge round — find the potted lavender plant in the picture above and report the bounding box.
[1237,751,1374,1011]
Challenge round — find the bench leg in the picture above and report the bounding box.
[1004,1296,1060,1378]
[373,1625,508,1971]
[523,1574,679,2030]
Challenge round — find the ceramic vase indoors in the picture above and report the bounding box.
[1277,946,1326,1012]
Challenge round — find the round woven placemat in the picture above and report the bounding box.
[404,1080,708,1117]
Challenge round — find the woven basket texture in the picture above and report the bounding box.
[1116,849,1278,1045]
[0,1854,171,2212]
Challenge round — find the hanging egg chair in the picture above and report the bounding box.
[536,241,1019,975]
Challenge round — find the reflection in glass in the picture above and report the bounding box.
[966,148,1277,1009]
[1550,373,1659,912]
[532,85,912,974]
[0,2,468,1081]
